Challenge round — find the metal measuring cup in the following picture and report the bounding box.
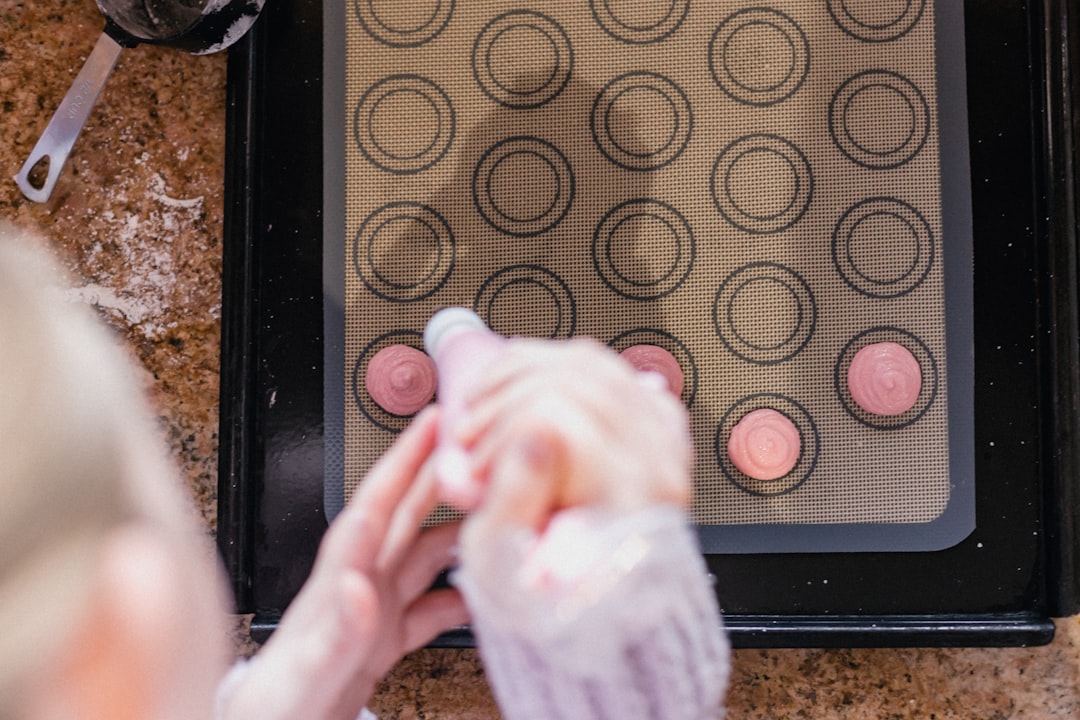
[15,0,265,203]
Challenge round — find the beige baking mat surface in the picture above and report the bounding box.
[342,1,953,527]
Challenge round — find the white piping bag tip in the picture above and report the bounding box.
[424,307,487,357]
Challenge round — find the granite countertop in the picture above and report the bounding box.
[3,2,1080,718]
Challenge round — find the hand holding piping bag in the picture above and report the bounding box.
[422,307,508,511]
[424,308,728,720]
[423,307,693,526]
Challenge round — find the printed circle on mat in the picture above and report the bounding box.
[475,264,576,339]
[716,393,820,497]
[709,7,809,107]
[608,328,698,407]
[592,199,695,300]
[827,0,926,43]
[829,70,930,170]
[472,10,572,109]
[711,133,813,234]
[714,262,816,365]
[353,202,455,302]
[832,197,934,298]
[591,72,693,171]
[835,327,939,430]
[354,75,455,174]
[353,330,429,433]
[590,0,689,44]
[354,0,454,47]
[473,136,575,237]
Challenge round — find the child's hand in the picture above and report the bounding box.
[221,408,468,720]
[456,337,693,537]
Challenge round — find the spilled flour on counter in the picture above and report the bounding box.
[63,157,217,341]
[65,283,160,327]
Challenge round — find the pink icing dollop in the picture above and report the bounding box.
[846,341,921,416]
[620,344,684,397]
[727,408,801,481]
[365,344,437,416]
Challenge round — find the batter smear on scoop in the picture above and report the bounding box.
[365,344,437,416]
[727,408,801,481]
[847,341,922,416]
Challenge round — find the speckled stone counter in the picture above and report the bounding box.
[3,2,1080,718]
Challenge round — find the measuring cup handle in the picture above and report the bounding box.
[14,32,124,203]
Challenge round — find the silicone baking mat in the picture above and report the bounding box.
[324,0,975,553]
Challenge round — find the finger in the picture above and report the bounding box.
[455,372,617,455]
[459,346,645,436]
[326,407,440,571]
[452,335,561,392]
[401,588,470,653]
[457,337,631,424]
[450,337,693,514]
[392,521,463,599]
[375,455,441,571]
[480,336,620,385]
[444,369,610,511]
[354,405,440,509]
[472,428,564,534]
[471,406,685,514]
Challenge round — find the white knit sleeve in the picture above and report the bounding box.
[452,506,730,720]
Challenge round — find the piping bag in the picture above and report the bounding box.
[423,308,730,720]
[423,307,506,510]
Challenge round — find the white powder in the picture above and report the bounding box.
[65,282,158,326]
[196,14,260,55]
[202,0,237,14]
[149,173,204,209]
[65,158,216,341]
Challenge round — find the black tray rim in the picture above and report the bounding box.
[217,0,1078,646]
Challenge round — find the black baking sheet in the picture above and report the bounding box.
[219,0,1080,646]
[322,1,976,554]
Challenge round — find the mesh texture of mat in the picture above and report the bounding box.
[341,0,957,529]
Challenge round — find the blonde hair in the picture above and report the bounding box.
[0,225,193,714]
